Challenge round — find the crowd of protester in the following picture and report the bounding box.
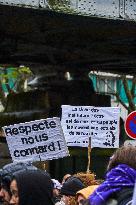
[0,145,135,205]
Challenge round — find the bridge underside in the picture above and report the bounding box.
[0,4,136,75]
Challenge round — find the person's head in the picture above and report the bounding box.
[0,162,37,205]
[76,185,99,205]
[61,177,85,197]
[61,177,85,205]
[62,174,71,184]
[10,169,54,205]
[52,179,62,201]
[74,172,99,187]
[107,146,136,171]
[0,187,11,205]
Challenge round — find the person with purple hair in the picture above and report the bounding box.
[89,146,136,205]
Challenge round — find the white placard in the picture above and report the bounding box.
[90,107,120,148]
[3,118,69,162]
[61,105,120,148]
[61,105,92,147]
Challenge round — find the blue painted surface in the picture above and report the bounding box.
[129,116,136,134]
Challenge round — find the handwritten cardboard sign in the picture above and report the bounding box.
[3,117,69,162]
[61,105,91,147]
[90,107,120,148]
[61,105,120,148]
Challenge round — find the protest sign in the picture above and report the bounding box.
[61,105,120,148]
[3,117,69,162]
[61,105,92,147]
[90,107,120,148]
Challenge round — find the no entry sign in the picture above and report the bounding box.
[125,111,136,139]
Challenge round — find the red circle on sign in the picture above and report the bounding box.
[125,111,136,139]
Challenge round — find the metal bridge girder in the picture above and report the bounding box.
[0,0,136,22]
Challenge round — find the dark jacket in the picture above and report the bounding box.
[106,188,133,205]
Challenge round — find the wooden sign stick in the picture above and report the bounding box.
[87,137,91,173]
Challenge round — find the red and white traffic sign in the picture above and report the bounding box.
[125,111,136,139]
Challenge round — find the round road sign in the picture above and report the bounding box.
[125,111,136,139]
